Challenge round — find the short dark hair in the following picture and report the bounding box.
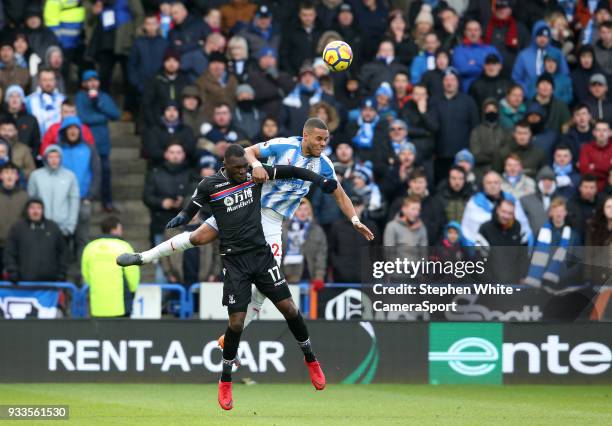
[394,70,410,80]
[497,198,515,210]
[38,66,54,76]
[165,141,185,152]
[580,174,598,184]
[225,143,245,160]
[554,143,572,154]
[100,216,121,234]
[506,84,523,96]
[408,167,427,182]
[571,102,590,114]
[514,119,531,130]
[214,102,231,112]
[0,115,16,127]
[62,98,75,107]
[303,117,328,132]
[299,1,316,11]
[599,20,612,31]
[449,165,466,177]
[594,119,610,127]
[0,162,19,173]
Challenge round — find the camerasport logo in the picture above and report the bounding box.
[428,324,612,384]
[47,339,286,374]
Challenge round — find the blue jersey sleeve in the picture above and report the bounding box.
[319,155,337,181]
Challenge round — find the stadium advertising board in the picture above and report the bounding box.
[428,323,612,384]
[0,321,610,384]
[0,320,427,384]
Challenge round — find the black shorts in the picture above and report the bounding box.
[221,245,291,314]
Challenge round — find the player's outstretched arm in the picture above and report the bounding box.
[332,184,375,241]
[268,165,337,193]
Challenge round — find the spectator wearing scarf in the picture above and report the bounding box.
[524,197,581,289]
[483,0,529,75]
[281,199,327,285]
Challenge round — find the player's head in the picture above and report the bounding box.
[302,117,329,157]
[224,144,248,183]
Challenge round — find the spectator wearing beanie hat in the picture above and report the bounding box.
[532,72,570,135]
[196,51,238,121]
[512,20,569,94]
[454,148,478,193]
[23,5,60,63]
[233,83,262,141]
[239,4,280,58]
[75,70,120,211]
[585,72,612,124]
[4,84,41,158]
[180,85,206,135]
[469,98,512,180]
[142,48,190,127]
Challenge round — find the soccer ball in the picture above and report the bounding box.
[322,40,353,72]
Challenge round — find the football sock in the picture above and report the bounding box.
[140,232,195,263]
[242,289,267,328]
[221,327,242,382]
[287,313,316,362]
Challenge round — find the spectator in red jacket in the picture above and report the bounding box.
[39,98,95,156]
[579,119,612,191]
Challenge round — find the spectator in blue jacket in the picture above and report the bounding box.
[168,1,211,56]
[512,20,570,94]
[527,54,573,104]
[58,115,101,262]
[75,70,120,212]
[410,32,441,84]
[451,19,501,92]
[127,14,169,96]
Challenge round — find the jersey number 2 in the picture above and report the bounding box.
[271,243,280,257]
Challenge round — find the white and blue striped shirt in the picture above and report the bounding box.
[258,136,337,218]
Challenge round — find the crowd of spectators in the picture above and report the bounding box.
[0,0,610,295]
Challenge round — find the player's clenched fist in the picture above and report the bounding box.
[252,165,269,183]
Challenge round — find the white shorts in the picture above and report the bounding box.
[204,208,283,267]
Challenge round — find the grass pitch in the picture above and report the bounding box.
[0,383,610,425]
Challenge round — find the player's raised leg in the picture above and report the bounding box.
[276,297,326,390]
[116,222,218,266]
